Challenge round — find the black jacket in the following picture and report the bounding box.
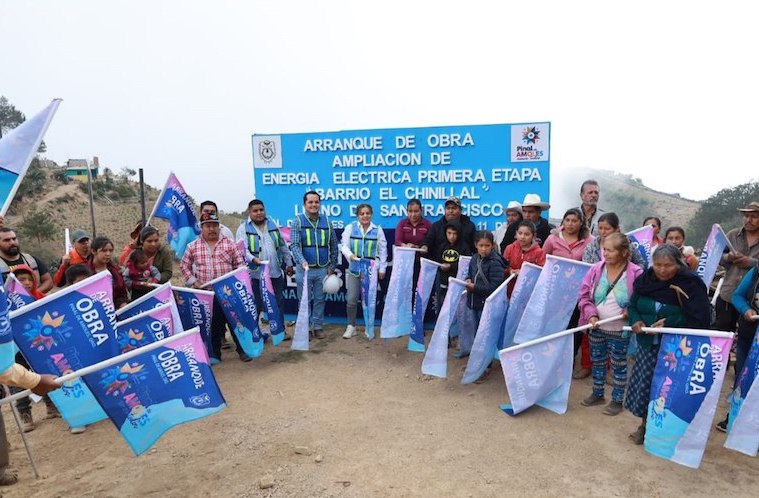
[422,214,477,256]
[467,251,507,310]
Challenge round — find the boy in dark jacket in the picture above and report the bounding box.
[434,222,471,315]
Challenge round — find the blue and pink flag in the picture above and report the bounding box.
[449,255,472,340]
[9,272,116,428]
[206,267,263,358]
[421,278,466,378]
[725,323,759,456]
[513,256,592,343]
[0,275,15,374]
[0,99,61,215]
[86,329,226,455]
[500,263,541,349]
[117,282,183,331]
[360,259,379,340]
[499,328,574,415]
[4,273,35,311]
[380,246,416,339]
[260,262,284,345]
[645,330,733,468]
[292,267,310,351]
[626,224,655,268]
[172,286,215,355]
[462,276,513,384]
[148,172,200,258]
[409,258,440,353]
[115,303,177,352]
[696,224,733,287]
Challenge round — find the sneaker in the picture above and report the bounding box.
[716,416,728,433]
[342,324,357,339]
[314,329,326,339]
[20,412,34,433]
[572,368,592,380]
[238,352,253,363]
[602,400,624,416]
[70,426,86,434]
[580,394,606,407]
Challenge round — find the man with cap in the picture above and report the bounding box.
[53,228,92,287]
[715,201,759,431]
[520,193,555,247]
[420,196,477,257]
[577,180,604,237]
[200,200,235,240]
[290,191,338,339]
[180,212,251,363]
[0,227,54,293]
[495,200,524,254]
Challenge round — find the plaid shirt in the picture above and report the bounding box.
[180,235,244,286]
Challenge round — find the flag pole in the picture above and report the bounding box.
[0,99,62,216]
[500,315,625,354]
[2,385,41,478]
[0,327,199,407]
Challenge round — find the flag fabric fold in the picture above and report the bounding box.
[409,258,440,352]
[116,282,183,331]
[499,329,574,416]
[696,224,733,287]
[625,224,655,269]
[360,259,379,340]
[9,272,116,428]
[206,267,264,358]
[148,172,200,258]
[115,303,178,351]
[421,278,466,378]
[0,99,61,215]
[462,277,512,384]
[725,324,759,456]
[513,256,592,344]
[86,329,226,455]
[172,285,215,355]
[4,273,36,311]
[449,255,472,340]
[380,246,416,339]
[644,330,733,468]
[500,263,542,349]
[292,267,310,351]
[260,262,285,345]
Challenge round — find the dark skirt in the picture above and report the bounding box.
[624,341,660,418]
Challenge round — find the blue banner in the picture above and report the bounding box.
[208,267,263,358]
[380,246,415,339]
[500,263,541,349]
[292,268,310,351]
[462,278,511,384]
[409,258,439,352]
[117,283,183,332]
[0,274,14,373]
[696,224,732,287]
[260,262,284,345]
[421,278,466,378]
[645,333,732,468]
[626,225,654,269]
[9,272,116,428]
[150,172,200,258]
[499,332,574,415]
[172,286,215,355]
[726,323,759,456]
[360,259,379,340]
[513,256,592,343]
[85,330,226,455]
[115,304,176,352]
[448,255,472,340]
[252,123,551,231]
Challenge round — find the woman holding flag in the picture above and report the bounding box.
[86,236,129,309]
[119,226,173,300]
[578,233,643,415]
[582,212,646,270]
[340,204,387,339]
[625,243,711,444]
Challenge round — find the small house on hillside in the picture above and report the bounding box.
[65,157,100,181]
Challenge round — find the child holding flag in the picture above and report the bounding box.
[465,231,506,382]
[502,220,546,297]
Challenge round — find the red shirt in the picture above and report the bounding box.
[502,240,546,296]
[395,218,432,247]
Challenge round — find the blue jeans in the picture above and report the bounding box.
[295,266,327,331]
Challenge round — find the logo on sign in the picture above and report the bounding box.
[521,126,541,144]
[259,139,277,163]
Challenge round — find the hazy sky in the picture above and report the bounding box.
[2,1,757,214]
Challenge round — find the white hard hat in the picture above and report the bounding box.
[323,274,343,294]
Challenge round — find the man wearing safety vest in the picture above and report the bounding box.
[236,199,294,337]
[290,191,339,339]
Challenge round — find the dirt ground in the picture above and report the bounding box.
[2,326,758,498]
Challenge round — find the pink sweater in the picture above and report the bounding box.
[542,231,595,261]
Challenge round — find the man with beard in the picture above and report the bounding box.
[0,227,53,293]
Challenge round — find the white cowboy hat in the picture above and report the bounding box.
[504,200,522,214]
[521,193,550,210]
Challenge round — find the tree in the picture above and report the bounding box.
[687,181,759,245]
[0,95,46,151]
[19,205,57,247]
